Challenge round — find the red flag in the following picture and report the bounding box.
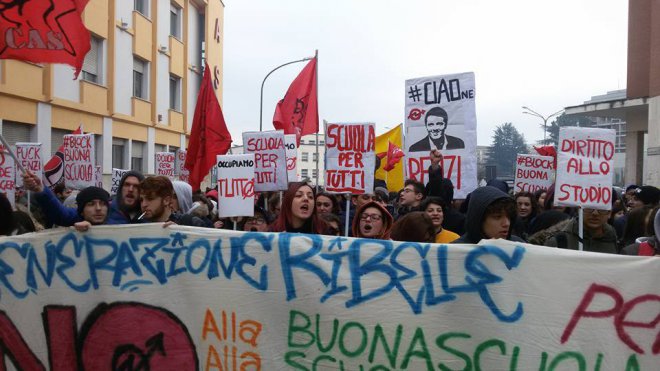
[43,125,83,187]
[273,57,318,145]
[0,0,91,79]
[185,63,232,191]
[534,145,557,169]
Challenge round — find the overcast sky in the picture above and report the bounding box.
[221,0,628,146]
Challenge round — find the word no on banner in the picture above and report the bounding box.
[555,127,616,210]
[242,130,287,191]
[324,123,375,194]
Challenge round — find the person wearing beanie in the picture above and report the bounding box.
[76,187,110,224]
[630,185,660,209]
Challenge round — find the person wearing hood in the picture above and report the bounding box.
[352,201,393,240]
[452,186,523,244]
[108,170,145,223]
[172,181,193,214]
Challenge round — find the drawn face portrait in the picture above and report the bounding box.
[426,115,447,140]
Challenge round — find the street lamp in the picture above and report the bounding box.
[522,106,564,143]
[259,56,314,132]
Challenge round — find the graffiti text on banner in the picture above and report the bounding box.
[0,225,657,370]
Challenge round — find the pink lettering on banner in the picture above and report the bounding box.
[324,124,376,194]
[406,155,462,189]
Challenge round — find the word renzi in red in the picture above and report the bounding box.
[16,145,42,173]
[408,155,462,188]
[246,137,284,184]
[325,124,375,193]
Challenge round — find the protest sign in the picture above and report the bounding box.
[1,226,658,370]
[176,149,190,182]
[111,168,129,195]
[324,123,376,194]
[94,165,103,188]
[216,154,255,218]
[63,133,95,189]
[404,72,477,199]
[555,127,616,210]
[284,134,298,183]
[14,143,42,188]
[513,154,555,194]
[0,144,16,208]
[156,152,176,177]
[242,130,287,192]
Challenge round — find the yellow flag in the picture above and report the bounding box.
[375,124,405,192]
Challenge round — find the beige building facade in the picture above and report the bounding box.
[0,0,225,185]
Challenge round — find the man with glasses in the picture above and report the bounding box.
[545,207,617,253]
[396,179,426,219]
[242,206,271,232]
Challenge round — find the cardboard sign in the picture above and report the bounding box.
[324,123,376,194]
[14,142,42,188]
[94,165,103,188]
[555,127,616,210]
[63,133,95,190]
[0,144,15,208]
[155,152,175,177]
[513,154,555,194]
[216,154,255,218]
[111,168,129,195]
[175,149,190,182]
[1,226,658,370]
[284,134,298,183]
[242,130,287,192]
[404,72,477,199]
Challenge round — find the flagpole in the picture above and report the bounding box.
[314,50,320,193]
[259,56,313,132]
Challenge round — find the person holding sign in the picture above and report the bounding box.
[544,207,617,253]
[270,182,326,234]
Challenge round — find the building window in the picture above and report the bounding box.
[301,152,309,162]
[131,140,145,172]
[301,169,308,179]
[169,75,181,111]
[133,58,148,99]
[82,35,103,84]
[134,0,149,17]
[319,140,325,144]
[112,139,125,168]
[312,153,318,162]
[0,121,32,145]
[170,4,182,39]
[312,169,318,179]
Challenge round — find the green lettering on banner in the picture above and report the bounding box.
[436,332,472,371]
[624,354,640,371]
[474,339,506,371]
[368,324,402,368]
[548,351,586,371]
[338,322,368,357]
[289,310,314,348]
[285,350,309,371]
[315,313,338,352]
[400,327,433,370]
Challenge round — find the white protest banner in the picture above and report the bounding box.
[284,134,298,183]
[242,130,287,191]
[555,127,616,210]
[63,133,95,190]
[94,165,103,188]
[325,123,375,194]
[155,152,175,177]
[14,143,42,188]
[176,149,190,182]
[513,154,555,194]
[0,144,16,208]
[111,168,129,195]
[1,226,658,370]
[216,153,255,217]
[404,72,477,199]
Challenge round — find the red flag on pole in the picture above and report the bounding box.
[43,125,83,187]
[0,0,91,79]
[273,57,318,145]
[185,63,232,191]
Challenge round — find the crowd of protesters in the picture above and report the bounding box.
[1,149,659,257]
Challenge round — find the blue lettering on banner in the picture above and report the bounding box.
[0,231,526,321]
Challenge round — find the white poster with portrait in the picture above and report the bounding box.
[404,72,477,199]
[216,154,255,218]
[242,130,287,192]
[284,134,298,183]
